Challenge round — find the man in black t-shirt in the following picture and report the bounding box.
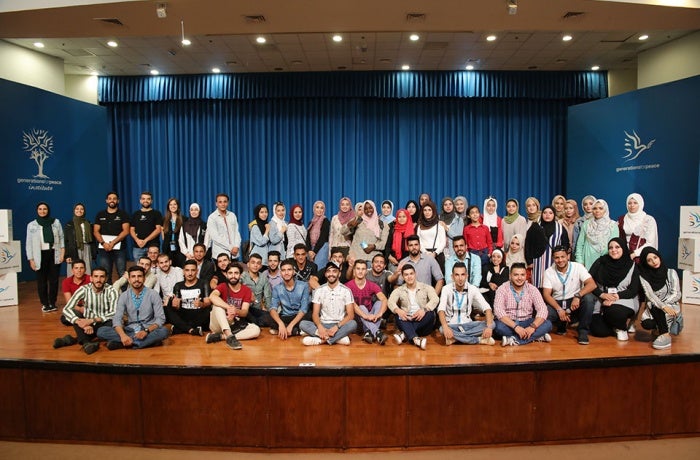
[166,260,212,336]
[130,191,163,261]
[93,191,130,283]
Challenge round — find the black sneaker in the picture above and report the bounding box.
[42,305,55,313]
[53,335,77,349]
[190,326,203,337]
[205,332,222,344]
[106,341,124,350]
[375,331,387,345]
[577,331,590,345]
[556,322,567,335]
[82,342,99,355]
[362,331,374,344]
[226,335,243,350]
[291,326,301,336]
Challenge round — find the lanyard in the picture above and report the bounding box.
[555,263,571,289]
[454,289,467,323]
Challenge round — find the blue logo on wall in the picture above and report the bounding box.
[623,130,655,162]
[22,128,54,178]
[689,212,700,229]
[0,247,15,264]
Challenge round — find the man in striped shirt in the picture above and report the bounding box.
[53,266,118,354]
[493,263,553,346]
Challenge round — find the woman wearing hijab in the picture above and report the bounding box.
[528,206,569,288]
[439,197,463,257]
[329,197,355,257]
[386,209,415,267]
[505,234,526,268]
[523,197,546,280]
[179,203,207,260]
[551,195,567,220]
[405,200,420,223]
[380,200,395,224]
[480,249,509,306]
[345,200,389,261]
[269,202,287,256]
[617,193,658,261]
[559,199,580,251]
[285,204,307,259]
[502,199,528,252]
[589,237,640,341]
[162,197,185,267]
[481,197,504,251]
[572,195,596,257]
[306,201,330,269]
[638,247,682,349]
[64,203,94,274]
[575,199,619,270]
[26,202,65,312]
[416,201,447,263]
[249,204,281,263]
[418,193,432,208]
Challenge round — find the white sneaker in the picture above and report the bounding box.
[393,332,405,345]
[302,336,323,346]
[501,336,519,347]
[615,329,629,341]
[413,336,427,350]
[627,324,636,333]
[478,337,496,346]
[269,329,279,335]
[536,333,552,343]
[335,336,351,346]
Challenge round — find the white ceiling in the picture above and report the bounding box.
[0,0,698,76]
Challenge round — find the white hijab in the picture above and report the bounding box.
[623,193,647,236]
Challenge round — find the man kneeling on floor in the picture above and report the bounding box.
[437,262,495,346]
[206,262,261,350]
[301,261,357,346]
[54,266,117,354]
[97,265,169,350]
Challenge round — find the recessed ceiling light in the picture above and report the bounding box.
[33,42,45,48]
[90,71,99,76]
[332,34,343,42]
[562,35,572,42]
[409,34,420,41]
[150,69,159,75]
[465,65,474,70]
[401,64,410,70]
[639,34,649,41]
[212,67,221,73]
[107,40,118,48]
[181,38,191,46]
[591,65,600,71]
[256,36,266,44]
[486,35,497,42]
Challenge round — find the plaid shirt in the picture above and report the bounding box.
[493,282,548,321]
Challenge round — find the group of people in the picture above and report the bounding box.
[27,190,681,354]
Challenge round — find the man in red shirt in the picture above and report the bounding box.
[60,259,91,326]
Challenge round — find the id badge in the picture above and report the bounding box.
[170,241,177,251]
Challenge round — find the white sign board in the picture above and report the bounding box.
[678,237,700,272]
[0,272,18,307]
[0,210,13,243]
[0,241,21,275]
[679,206,700,238]
[682,270,700,305]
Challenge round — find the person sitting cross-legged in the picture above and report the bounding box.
[166,259,212,336]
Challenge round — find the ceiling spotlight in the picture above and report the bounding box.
[562,35,572,42]
[150,69,159,75]
[465,65,474,70]
[639,34,649,41]
[409,34,420,41]
[486,35,497,42]
[33,42,45,48]
[107,40,118,48]
[256,36,266,44]
[332,34,343,42]
[90,71,99,76]
[401,64,410,70]
[591,65,600,71]
[212,67,221,73]
[180,20,191,46]
[507,0,518,15]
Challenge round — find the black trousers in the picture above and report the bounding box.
[36,249,60,306]
[165,306,211,333]
[72,319,114,345]
[590,304,634,337]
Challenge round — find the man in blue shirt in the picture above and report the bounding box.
[269,259,310,339]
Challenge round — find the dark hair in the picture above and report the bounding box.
[452,235,465,244]
[354,259,368,268]
[71,259,86,268]
[156,252,170,260]
[452,262,467,273]
[401,264,416,274]
[268,250,281,260]
[293,243,307,253]
[466,204,480,216]
[140,191,152,198]
[216,253,231,260]
[138,256,151,264]
[193,243,206,251]
[406,235,420,243]
[330,247,345,257]
[280,258,295,269]
[372,253,386,263]
[183,259,198,268]
[215,193,229,201]
[128,265,145,275]
[510,262,527,272]
[248,253,263,261]
[91,266,107,276]
[552,245,569,255]
[226,261,243,273]
[106,191,119,199]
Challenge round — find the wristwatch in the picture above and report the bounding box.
[574,293,581,299]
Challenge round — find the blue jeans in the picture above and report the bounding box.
[494,318,552,345]
[546,294,594,334]
[97,324,169,348]
[97,248,127,283]
[299,319,357,344]
[395,310,436,341]
[132,246,148,261]
[440,322,487,344]
[357,300,384,335]
[312,242,329,273]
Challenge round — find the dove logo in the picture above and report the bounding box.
[0,247,16,265]
[689,212,700,229]
[623,130,655,162]
[692,276,700,294]
[680,243,691,262]
[0,286,7,294]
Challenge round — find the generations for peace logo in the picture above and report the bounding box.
[0,247,16,265]
[616,129,659,173]
[17,128,63,191]
[691,275,700,294]
[688,211,700,229]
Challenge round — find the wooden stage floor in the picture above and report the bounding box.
[1,280,699,374]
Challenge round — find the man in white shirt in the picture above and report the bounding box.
[206,193,241,260]
[155,253,184,306]
[542,245,596,345]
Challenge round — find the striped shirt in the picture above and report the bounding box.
[493,282,548,321]
[62,283,118,324]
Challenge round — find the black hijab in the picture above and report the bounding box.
[539,205,557,239]
[253,204,268,235]
[638,247,669,291]
[590,237,634,287]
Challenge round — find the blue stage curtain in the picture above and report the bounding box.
[99,71,606,102]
